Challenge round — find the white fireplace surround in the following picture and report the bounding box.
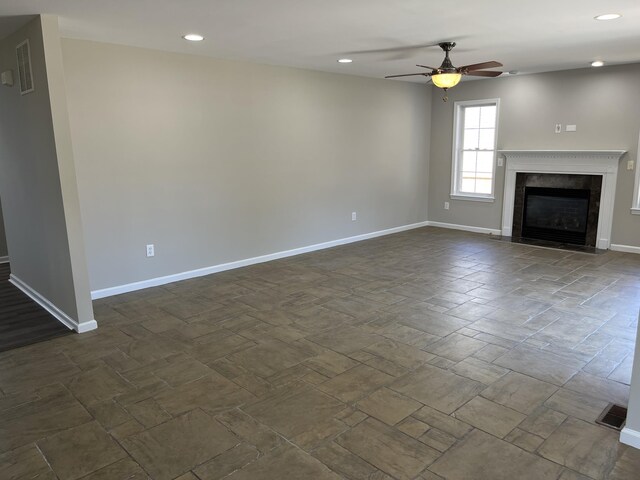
[499,150,626,250]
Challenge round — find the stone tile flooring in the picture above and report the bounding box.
[1,227,640,479]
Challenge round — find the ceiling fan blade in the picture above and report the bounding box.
[385,73,431,78]
[459,61,503,72]
[416,64,439,70]
[466,70,503,77]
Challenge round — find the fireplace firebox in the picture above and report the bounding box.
[522,187,590,245]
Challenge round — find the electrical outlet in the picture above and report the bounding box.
[628,160,635,171]
[444,202,450,210]
[146,244,155,257]
[351,212,357,221]
[555,124,562,134]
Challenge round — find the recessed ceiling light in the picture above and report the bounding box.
[591,60,604,67]
[337,58,353,64]
[594,13,621,21]
[507,70,519,75]
[183,34,204,42]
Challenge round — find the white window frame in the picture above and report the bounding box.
[632,129,640,215]
[450,98,500,202]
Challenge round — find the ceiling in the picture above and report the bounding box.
[1,0,639,82]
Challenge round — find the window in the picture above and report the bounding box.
[632,130,640,215]
[451,99,500,201]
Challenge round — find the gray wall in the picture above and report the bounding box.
[428,64,640,247]
[0,198,7,258]
[62,39,431,292]
[0,16,94,327]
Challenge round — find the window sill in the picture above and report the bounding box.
[450,194,495,203]
[632,208,640,216]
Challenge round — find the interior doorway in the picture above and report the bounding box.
[0,197,8,263]
[0,195,72,351]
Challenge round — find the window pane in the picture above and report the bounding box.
[463,129,479,150]
[476,178,492,194]
[476,152,494,173]
[478,129,495,150]
[479,106,497,128]
[462,151,477,172]
[461,178,475,192]
[464,107,481,128]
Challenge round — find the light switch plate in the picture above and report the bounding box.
[1,70,13,87]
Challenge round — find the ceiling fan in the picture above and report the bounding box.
[385,42,503,99]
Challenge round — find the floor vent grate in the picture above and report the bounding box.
[596,403,627,430]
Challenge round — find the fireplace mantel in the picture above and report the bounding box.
[498,149,627,249]
[500,149,626,157]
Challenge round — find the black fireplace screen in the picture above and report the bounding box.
[522,187,590,245]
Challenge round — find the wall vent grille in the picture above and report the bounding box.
[16,39,34,95]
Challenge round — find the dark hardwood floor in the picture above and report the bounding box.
[0,263,72,353]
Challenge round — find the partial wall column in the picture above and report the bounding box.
[620,310,640,449]
[0,15,95,332]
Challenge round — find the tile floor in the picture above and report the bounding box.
[1,227,640,479]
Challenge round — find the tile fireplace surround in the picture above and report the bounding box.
[499,150,626,250]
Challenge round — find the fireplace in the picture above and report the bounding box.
[511,173,602,247]
[522,187,590,245]
[499,150,626,250]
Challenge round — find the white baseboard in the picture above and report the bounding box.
[620,427,640,449]
[91,221,430,299]
[426,221,502,236]
[0,256,8,264]
[9,274,97,333]
[610,244,640,254]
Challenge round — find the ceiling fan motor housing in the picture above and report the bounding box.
[438,42,457,73]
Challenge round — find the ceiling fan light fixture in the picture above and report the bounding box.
[431,73,462,89]
[183,33,204,42]
[594,13,621,21]
[385,42,501,100]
